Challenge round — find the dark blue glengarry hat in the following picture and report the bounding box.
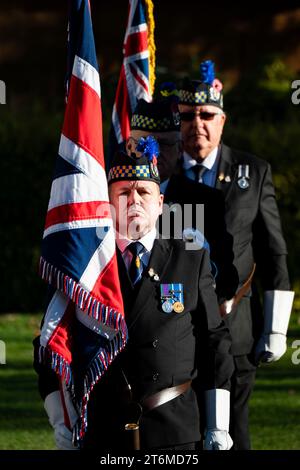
[108,136,160,185]
[131,97,180,132]
[178,60,224,109]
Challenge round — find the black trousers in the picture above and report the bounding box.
[229,355,256,450]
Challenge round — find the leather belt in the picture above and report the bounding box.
[220,263,256,316]
[141,380,192,412]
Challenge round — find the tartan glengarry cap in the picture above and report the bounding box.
[178,60,224,109]
[131,98,180,132]
[108,137,160,186]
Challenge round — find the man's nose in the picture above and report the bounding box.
[128,189,140,205]
[193,114,205,128]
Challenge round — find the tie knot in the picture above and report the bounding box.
[127,241,145,257]
[193,164,207,182]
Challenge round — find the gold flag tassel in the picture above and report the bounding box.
[144,0,156,97]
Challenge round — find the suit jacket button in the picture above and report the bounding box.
[152,339,159,348]
[152,372,159,381]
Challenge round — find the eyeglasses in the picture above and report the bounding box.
[180,111,224,122]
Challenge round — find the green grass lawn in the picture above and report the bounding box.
[0,314,54,450]
[250,313,300,449]
[0,312,300,450]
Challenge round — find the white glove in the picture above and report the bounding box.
[255,290,294,364]
[44,390,79,450]
[204,430,233,450]
[255,333,287,363]
[203,389,233,451]
[53,423,76,450]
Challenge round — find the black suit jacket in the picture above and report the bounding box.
[201,143,290,354]
[84,238,233,450]
[162,171,239,303]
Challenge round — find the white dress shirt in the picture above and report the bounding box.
[116,227,157,271]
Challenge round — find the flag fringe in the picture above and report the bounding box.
[39,255,128,445]
[39,256,127,338]
[39,328,126,447]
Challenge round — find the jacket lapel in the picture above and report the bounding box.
[116,248,137,313]
[126,239,173,330]
[215,143,238,201]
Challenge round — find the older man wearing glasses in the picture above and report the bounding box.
[177,60,294,450]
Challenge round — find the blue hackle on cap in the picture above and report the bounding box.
[200,60,215,85]
[136,136,160,162]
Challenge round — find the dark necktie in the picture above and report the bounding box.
[192,164,207,183]
[127,241,146,285]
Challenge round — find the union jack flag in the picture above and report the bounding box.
[109,0,155,161]
[38,0,126,445]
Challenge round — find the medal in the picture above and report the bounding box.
[162,300,174,313]
[238,176,249,189]
[237,164,250,190]
[173,301,184,313]
[160,283,184,313]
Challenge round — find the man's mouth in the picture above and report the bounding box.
[128,206,144,218]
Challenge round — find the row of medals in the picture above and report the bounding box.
[161,294,184,314]
[148,269,185,314]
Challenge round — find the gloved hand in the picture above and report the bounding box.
[44,389,79,450]
[255,290,294,365]
[203,389,233,451]
[53,423,76,450]
[255,333,287,363]
[204,430,233,450]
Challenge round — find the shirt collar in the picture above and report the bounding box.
[183,146,219,171]
[116,227,157,254]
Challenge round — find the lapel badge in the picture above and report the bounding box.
[237,164,250,190]
[148,268,160,281]
[218,173,231,183]
[160,283,184,313]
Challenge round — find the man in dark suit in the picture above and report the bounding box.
[34,142,235,451]
[128,97,238,304]
[177,60,295,449]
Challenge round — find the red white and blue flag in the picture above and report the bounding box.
[38,0,126,445]
[109,0,155,160]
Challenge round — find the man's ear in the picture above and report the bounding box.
[125,138,132,154]
[158,193,164,215]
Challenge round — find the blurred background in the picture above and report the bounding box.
[0,0,299,450]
